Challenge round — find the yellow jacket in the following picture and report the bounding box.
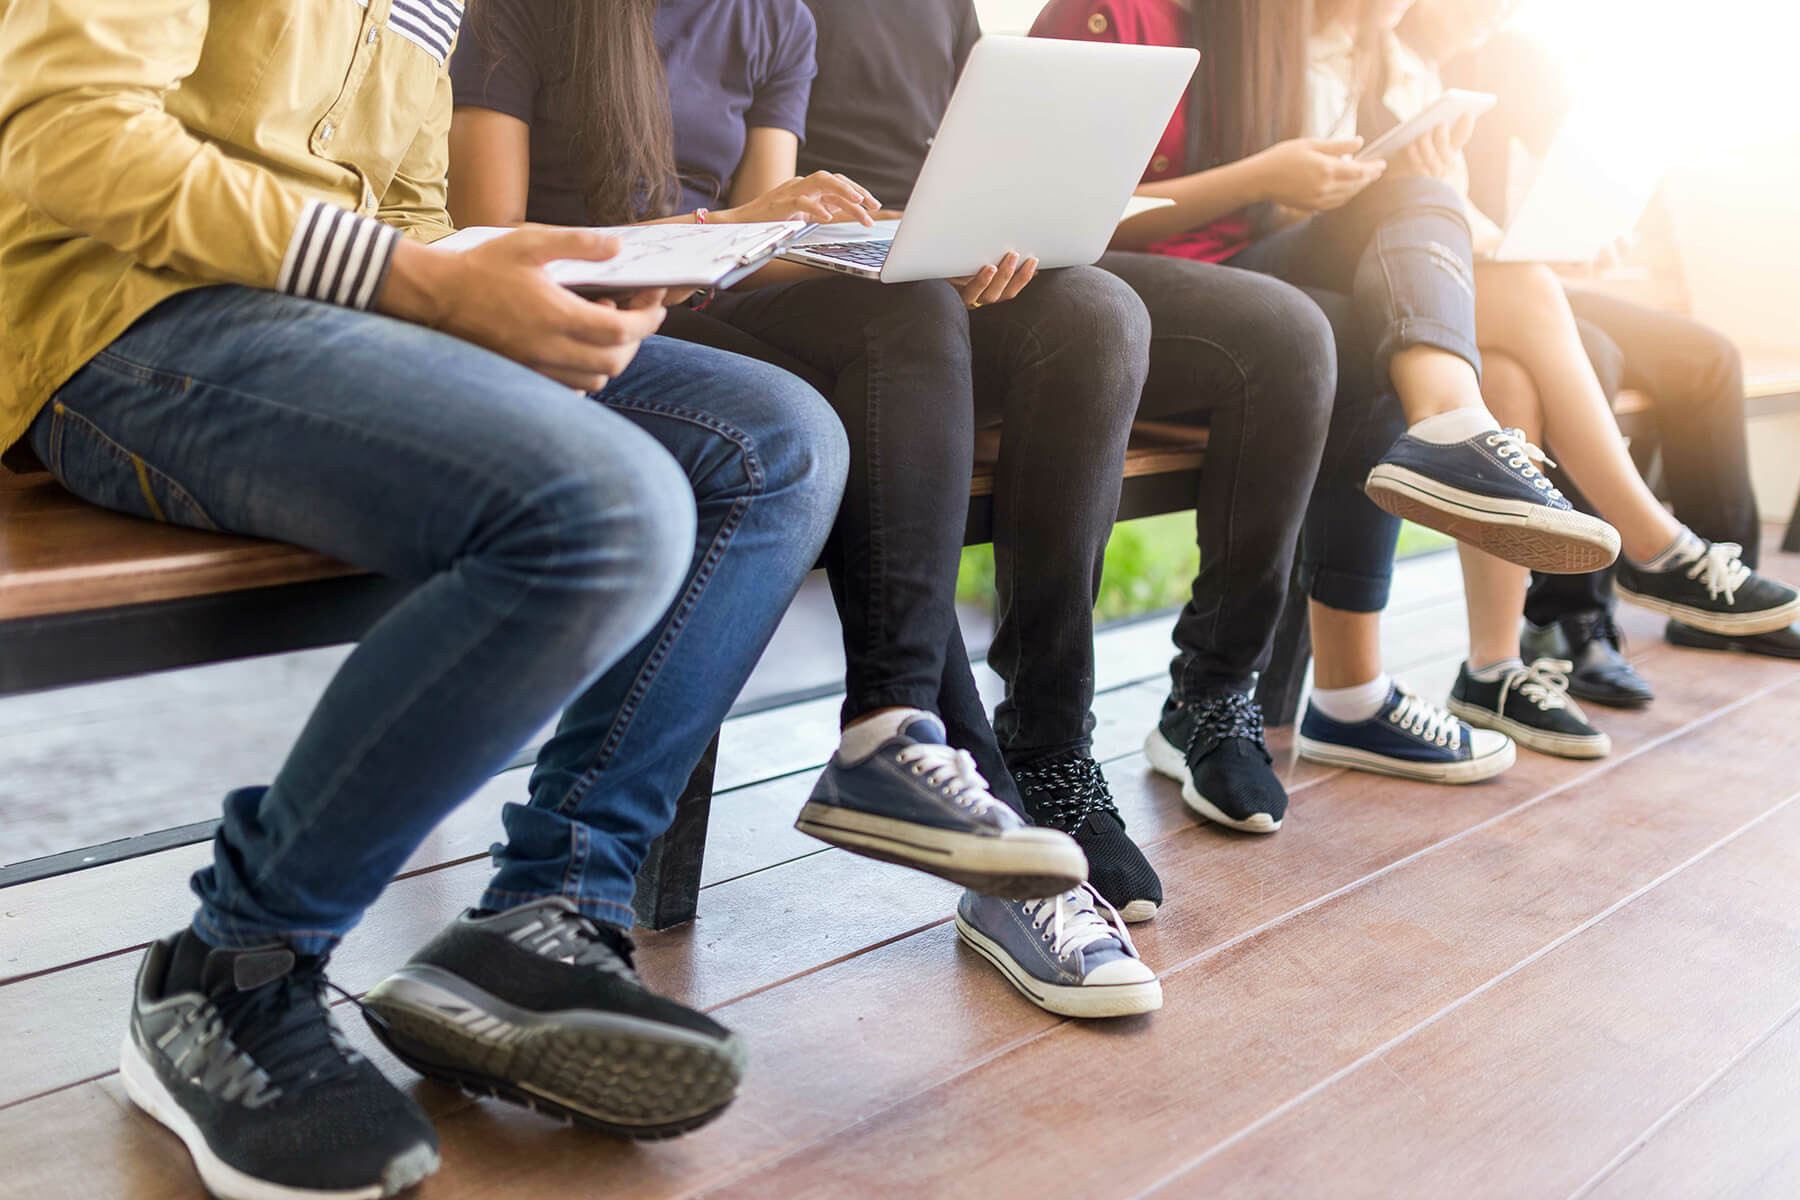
[0,0,461,453]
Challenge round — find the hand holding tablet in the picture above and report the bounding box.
[1354,89,1499,163]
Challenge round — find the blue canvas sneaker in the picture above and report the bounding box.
[955,885,1162,1019]
[796,713,1087,899]
[1298,683,1515,784]
[1365,427,1619,573]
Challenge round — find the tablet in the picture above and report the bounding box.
[1354,89,1498,163]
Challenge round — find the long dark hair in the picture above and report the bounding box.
[1184,0,1313,166]
[467,0,678,223]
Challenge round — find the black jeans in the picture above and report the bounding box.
[1098,252,1336,694]
[1228,173,1483,614]
[670,265,1149,785]
[1525,289,1759,624]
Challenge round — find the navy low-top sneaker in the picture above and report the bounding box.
[1616,541,1800,637]
[955,885,1162,1019]
[1144,689,1288,833]
[1365,427,1619,573]
[1447,659,1611,760]
[1521,610,1653,709]
[796,713,1087,899]
[1298,683,1515,783]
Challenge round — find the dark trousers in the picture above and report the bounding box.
[671,265,1149,789]
[1525,289,1758,624]
[1097,252,1337,694]
[1228,173,1483,614]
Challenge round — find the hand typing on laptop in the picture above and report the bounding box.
[714,170,881,227]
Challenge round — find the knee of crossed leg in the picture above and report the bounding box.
[471,422,698,670]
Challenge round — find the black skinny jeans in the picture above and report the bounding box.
[1525,289,1760,624]
[668,265,1149,789]
[1098,252,1337,696]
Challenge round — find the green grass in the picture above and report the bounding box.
[956,514,1452,624]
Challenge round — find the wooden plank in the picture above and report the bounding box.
[1150,799,1800,1199]
[699,674,1800,1200]
[2,660,1787,1194]
[1581,1006,1800,1199]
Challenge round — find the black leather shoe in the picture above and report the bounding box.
[1520,609,1654,709]
[1666,619,1800,660]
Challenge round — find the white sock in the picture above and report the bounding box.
[1630,526,1704,573]
[1467,656,1523,684]
[1408,408,1501,446]
[1310,674,1393,723]
[838,707,940,762]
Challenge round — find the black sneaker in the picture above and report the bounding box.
[1447,658,1611,759]
[121,931,438,1200]
[362,898,745,1140]
[1666,618,1800,660]
[1521,609,1653,709]
[1364,427,1620,573]
[1144,689,1287,833]
[1617,541,1800,637]
[1013,753,1163,924]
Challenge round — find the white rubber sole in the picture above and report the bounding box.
[1144,729,1282,833]
[1116,899,1159,924]
[1296,733,1516,784]
[1616,584,1800,639]
[954,916,1162,1019]
[1365,464,1621,575]
[795,802,1087,899]
[119,1034,437,1200]
[1446,697,1611,760]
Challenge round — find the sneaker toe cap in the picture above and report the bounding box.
[1469,728,1514,760]
[1083,955,1157,987]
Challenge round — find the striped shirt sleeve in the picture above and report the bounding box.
[274,201,402,310]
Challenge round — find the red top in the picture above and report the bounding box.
[1030,0,1250,263]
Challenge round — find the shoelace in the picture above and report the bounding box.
[1021,884,1139,963]
[1388,688,1465,750]
[894,742,1006,818]
[505,904,641,978]
[1585,609,1627,654]
[1011,754,1118,832]
[206,961,360,1095]
[1484,428,1565,502]
[1185,690,1271,764]
[1685,541,1752,605]
[1502,658,1576,714]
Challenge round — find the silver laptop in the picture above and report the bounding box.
[1490,101,1667,263]
[781,36,1198,283]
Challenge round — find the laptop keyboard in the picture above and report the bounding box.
[802,240,893,268]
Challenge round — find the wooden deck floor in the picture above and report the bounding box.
[4,540,1800,1199]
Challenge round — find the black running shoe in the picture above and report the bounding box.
[1520,609,1653,709]
[362,897,745,1140]
[1144,689,1287,833]
[1013,752,1163,924]
[1666,618,1800,660]
[121,931,438,1200]
[1616,541,1800,637]
[1447,658,1611,759]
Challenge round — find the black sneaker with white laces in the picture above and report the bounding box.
[121,931,439,1200]
[362,897,745,1140]
[1616,540,1800,637]
[1013,752,1163,924]
[1447,658,1611,760]
[1143,688,1287,833]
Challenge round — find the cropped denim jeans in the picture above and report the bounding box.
[30,286,846,946]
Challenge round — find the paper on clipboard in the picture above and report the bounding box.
[434,221,812,289]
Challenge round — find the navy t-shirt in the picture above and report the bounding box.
[797,0,981,209]
[451,0,817,225]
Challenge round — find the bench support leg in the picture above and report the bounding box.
[631,732,718,931]
[1255,559,1313,728]
[1785,484,1800,556]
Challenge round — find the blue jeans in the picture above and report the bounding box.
[30,286,847,947]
